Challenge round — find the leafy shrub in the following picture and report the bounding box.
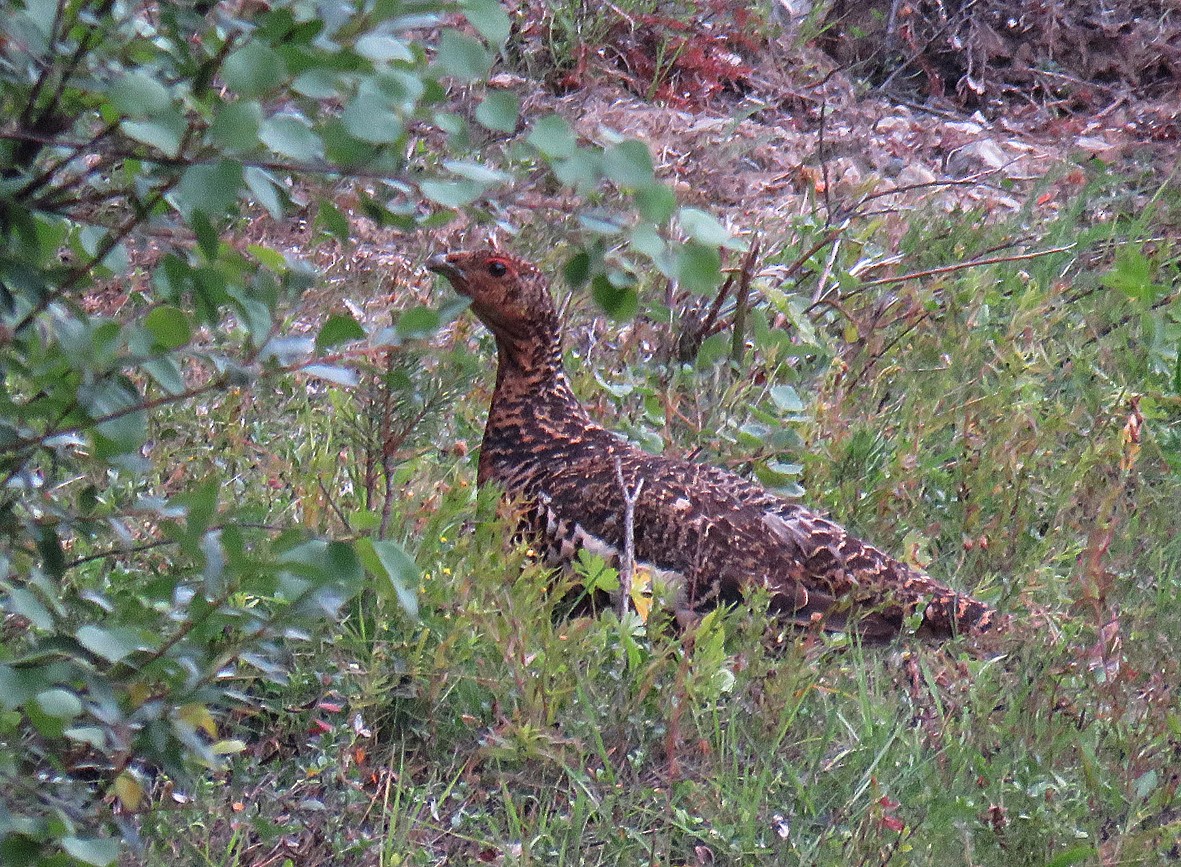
[0,0,734,863]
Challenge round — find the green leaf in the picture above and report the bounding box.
[678,207,746,250]
[316,313,366,351]
[208,100,262,152]
[85,377,146,455]
[564,251,591,287]
[460,0,512,45]
[1043,847,1097,867]
[635,183,676,224]
[109,71,171,117]
[317,201,351,242]
[121,110,187,158]
[302,364,359,386]
[443,159,509,184]
[528,115,576,159]
[356,33,414,62]
[76,625,143,664]
[61,836,120,867]
[367,538,420,619]
[1102,246,1161,303]
[36,688,83,719]
[64,726,107,749]
[174,160,244,219]
[260,114,324,162]
[145,304,191,350]
[244,167,284,218]
[677,242,723,294]
[592,274,638,320]
[396,305,442,338]
[342,89,405,144]
[144,356,186,395]
[223,42,288,97]
[435,29,492,80]
[769,384,804,413]
[475,90,519,132]
[603,141,654,188]
[7,587,53,630]
[247,243,288,271]
[696,330,731,368]
[420,178,485,208]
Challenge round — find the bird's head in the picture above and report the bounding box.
[427,249,558,347]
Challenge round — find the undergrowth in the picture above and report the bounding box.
[133,168,1181,865]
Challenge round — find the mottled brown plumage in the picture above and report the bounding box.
[428,248,997,639]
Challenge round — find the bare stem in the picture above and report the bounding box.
[612,455,644,619]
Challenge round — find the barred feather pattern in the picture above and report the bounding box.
[428,249,998,639]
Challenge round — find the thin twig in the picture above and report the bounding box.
[730,237,760,364]
[613,455,644,619]
[0,131,415,184]
[853,245,1075,289]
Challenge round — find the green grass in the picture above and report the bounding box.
[133,169,1181,866]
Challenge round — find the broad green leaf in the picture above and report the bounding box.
[64,726,107,749]
[769,384,805,413]
[246,242,287,271]
[121,110,187,158]
[36,688,83,719]
[317,201,350,242]
[343,83,405,144]
[301,364,359,386]
[396,305,442,338]
[76,624,144,663]
[528,115,576,159]
[677,242,723,294]
[7,587,53,630]
[260,114,324,162]
[174,160,244,218]
[592,274,638,320]
[564,251,591,287]
[144,304,191,349]
[442,160,509,184]
[109,71,171,116]
[316,313,365,351]
[244,167,284,218]
[603,140,654,188]
[461,0,511,45]
[629,224,664,261]
[696,330,731,367]
[420,178,484,208]
[144,356,186,395]
[208,100,262,152]
[61,836,119,867]
[85,377,146,455]
[223,42,288,97]
[356,33,414,62]
[435,29,491,80]
[678,207,746,250]
[475,90,519,132]
[635,183,676,223]
[366,538,420,619]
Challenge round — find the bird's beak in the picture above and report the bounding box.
[427,253,462,283]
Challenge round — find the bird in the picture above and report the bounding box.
[427,248,998,639]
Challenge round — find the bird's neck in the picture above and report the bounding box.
[489,331,588,422]
[479,331,596,487]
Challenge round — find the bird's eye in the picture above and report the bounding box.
[487,260,508,278]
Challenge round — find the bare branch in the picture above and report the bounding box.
[612,455,644,619]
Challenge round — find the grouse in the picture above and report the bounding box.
[427,248,998,639]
